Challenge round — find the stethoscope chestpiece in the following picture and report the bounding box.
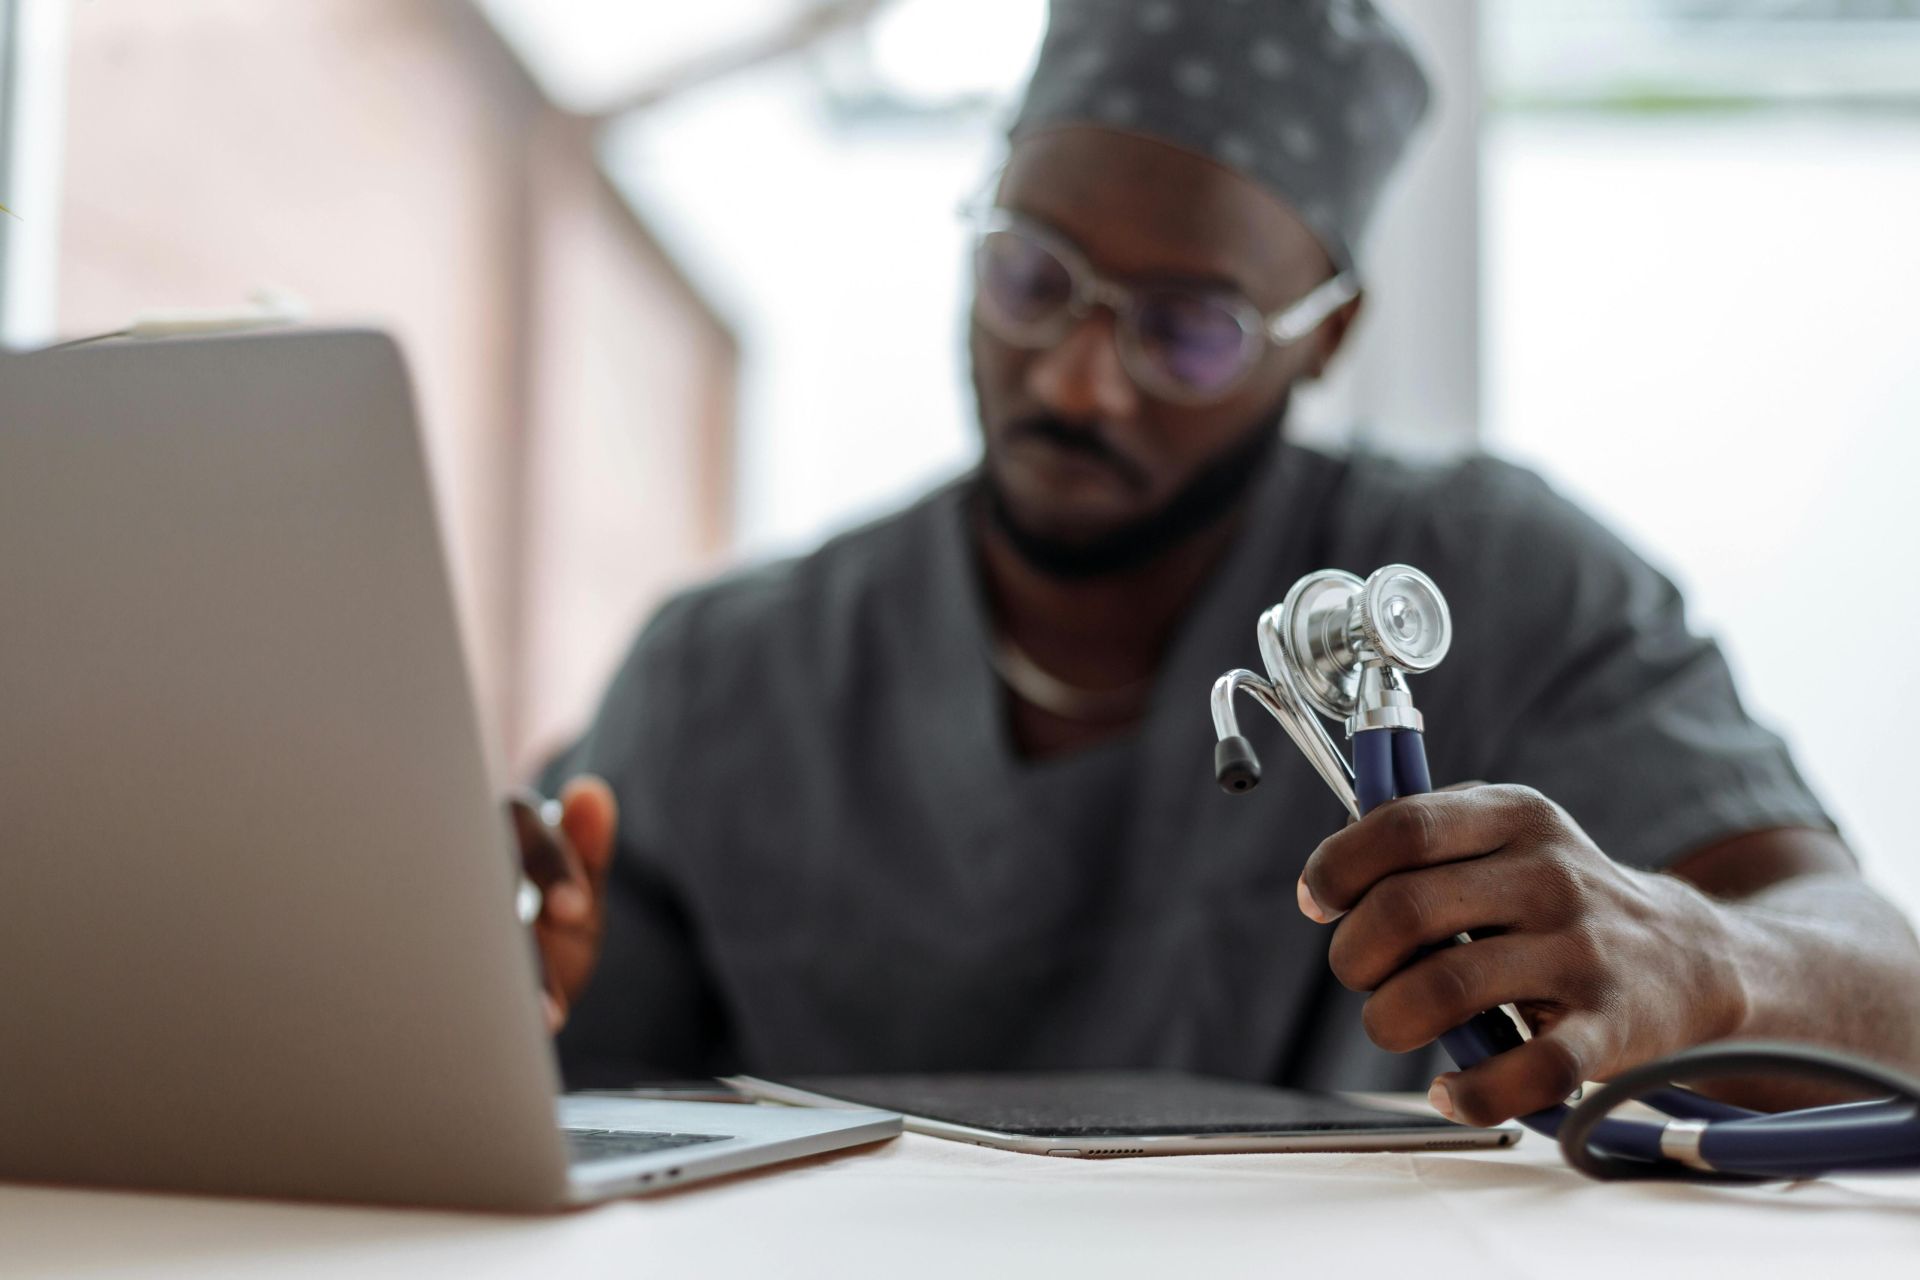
[1273,564,1452,725]
[1214,563,1454,816]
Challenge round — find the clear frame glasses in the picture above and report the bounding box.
[969,209,1359,406]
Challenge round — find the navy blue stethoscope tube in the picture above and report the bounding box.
[1349,726,1920,1180]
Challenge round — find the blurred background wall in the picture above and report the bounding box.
[13,0,737,763]
[2,0,1916,912]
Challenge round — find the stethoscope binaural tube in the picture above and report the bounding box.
[1212,563,1920,1182]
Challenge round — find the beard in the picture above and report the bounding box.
[979,405,1284,581]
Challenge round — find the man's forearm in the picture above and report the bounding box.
[1707,872,1920,1107]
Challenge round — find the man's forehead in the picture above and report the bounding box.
[998,126,1331,291]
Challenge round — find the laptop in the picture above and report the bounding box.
[0,328,900,1210]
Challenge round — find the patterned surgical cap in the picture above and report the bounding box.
[1008,0,1432,274]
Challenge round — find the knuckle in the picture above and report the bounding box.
[1325,918,1392,993]
[1527,849,1576,907]
[1385,799,1440,859]
[1449,1080,1500,1128]
[1426,950,1479,1018]
[1497,784,1560,832]
[1554,925,1608,1001]
[1559,919,1601,969]
[1400,957,1476,1054]
[1537,852,1595,925]
[1372,875,1433,944]
[1359,997,1390,1043]
[1361,990,1423,1054]
[1359,991,1425,1053]
[1325,927,1369,992]
[1364,954,1478,1055]
[1358,994,1395,1049]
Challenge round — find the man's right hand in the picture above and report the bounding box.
[507,777,618,1034]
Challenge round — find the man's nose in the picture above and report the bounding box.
[1025,309,1140,423]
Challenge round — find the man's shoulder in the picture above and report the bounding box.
[570,478,965,787]
[1314,445,1619,562]
[1293,442,1670,630]
[1310,443,1686,675]
[1323,444,1553,514]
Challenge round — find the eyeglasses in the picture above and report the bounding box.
[969,209,1359,406]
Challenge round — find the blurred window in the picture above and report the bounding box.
[482,0,1047,558]
[1484,0,1920,910]
[0,0,66,346]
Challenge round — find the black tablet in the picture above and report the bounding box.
[728,1070,1517,1157]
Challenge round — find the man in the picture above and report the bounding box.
[521,0,1920,1127]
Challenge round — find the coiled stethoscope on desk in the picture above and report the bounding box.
[1209,564,1920,1181]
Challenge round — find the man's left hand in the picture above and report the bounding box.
[1296,783,1747,1126]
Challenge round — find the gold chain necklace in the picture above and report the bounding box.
[989,634,1153,723]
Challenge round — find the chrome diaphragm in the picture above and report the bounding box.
[1275,564,1451,723]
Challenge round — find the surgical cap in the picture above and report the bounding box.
[1008,0,1433,274]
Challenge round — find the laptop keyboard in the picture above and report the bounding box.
[563,1127,731,1165]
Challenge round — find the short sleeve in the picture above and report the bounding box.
[536,594,736,1084]
[1439,464,1836,871]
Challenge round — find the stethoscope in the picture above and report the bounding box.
[1209,564,1920,1181]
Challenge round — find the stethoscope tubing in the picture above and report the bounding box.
[1555,1043,1920,1180]
[1348,726,1920,1181]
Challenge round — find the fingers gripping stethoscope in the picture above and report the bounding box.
[1210,564,1920,1182]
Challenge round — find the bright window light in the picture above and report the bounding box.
[865,0,1045,106]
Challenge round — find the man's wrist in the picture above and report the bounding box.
[1660,872,1754,1046]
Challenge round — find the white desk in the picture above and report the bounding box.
[4,1112,1918,1279]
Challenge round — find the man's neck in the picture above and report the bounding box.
[970,493,1248,754]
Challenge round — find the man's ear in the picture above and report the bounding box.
[1307,290,1366,379]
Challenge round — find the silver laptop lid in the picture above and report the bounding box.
[0,330,570,1208]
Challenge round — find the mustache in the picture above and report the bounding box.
[1006,414,1149,492]
[982,411,1281,581]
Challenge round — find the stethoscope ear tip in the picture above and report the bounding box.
[1214,735,1262,793]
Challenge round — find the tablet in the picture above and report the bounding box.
[727,1070,1518,1157]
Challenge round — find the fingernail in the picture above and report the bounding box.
[541,991,565,1032]
[1296,879,1338,923]
[547,883,588,922]
[1427,1080,1456,1120]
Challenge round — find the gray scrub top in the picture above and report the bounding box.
[543,442,1832,1091]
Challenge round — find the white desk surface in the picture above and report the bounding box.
[4,1101,1917,1279]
